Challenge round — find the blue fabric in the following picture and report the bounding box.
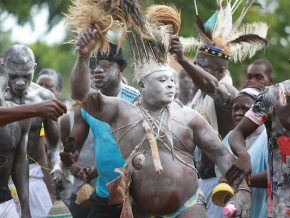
[204,11,218,31]
[81,84,139,199]
[215,129,268,218]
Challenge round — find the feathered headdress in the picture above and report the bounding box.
[180,0,268,63]
[64,0,149,55]
[127,5,181,83]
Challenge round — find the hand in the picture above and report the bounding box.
[69,163,86,181]
[217,175,229,184]
[35,99,67,122]
[83,167,98,182]
[60,151,79,167]
[50,169,66,191]
[276,90,290,131]
[75,28,98,56]
[169,35,186,62]
[226,152,252,188]
[226,188,251,218]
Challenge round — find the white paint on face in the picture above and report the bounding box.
[140,70,175,110]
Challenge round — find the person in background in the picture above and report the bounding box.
[246,59,274,87]
[4,44,65,217]
[176,68,197,106]
[215,81,268,218]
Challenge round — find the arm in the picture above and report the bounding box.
[0,99,67,126]
[60,108,89,168]
[276,91,290,131]
[249,171,267,188]
[190,114,251,217]
[227,117,259,186]
[169,36,237,108]
[12,119,31,218]
[71,28,98,101]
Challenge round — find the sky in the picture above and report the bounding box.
[1,5,68,46]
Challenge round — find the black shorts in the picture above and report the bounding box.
[88,191,122,218]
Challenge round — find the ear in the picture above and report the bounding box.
[138,81,145,91]
[269,76,274,85]
[5,86,9,94]
[34,63,37,70]
[219,67,226,76]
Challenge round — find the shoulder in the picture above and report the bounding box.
[29,82,55,100]
[172,101,204,122]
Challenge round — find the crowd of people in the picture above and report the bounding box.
[1,1,290,218]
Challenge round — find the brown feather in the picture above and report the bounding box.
[227,34,268,46]
[194,15,213,45]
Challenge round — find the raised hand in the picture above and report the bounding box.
[169,35,186,62]
[35,99,67,122]
[75,28,98,56]
[276,90,290,131]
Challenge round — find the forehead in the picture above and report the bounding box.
[247,64,267,74]
[234,95,254,105]
[37,75,56,83]
[148,70,174,79]
[179,69,189,76]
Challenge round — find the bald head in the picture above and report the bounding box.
[4,45,37,96]
[4,44,35,68]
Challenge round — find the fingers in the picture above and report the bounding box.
[60,152,74,167]
[218,175,228,184]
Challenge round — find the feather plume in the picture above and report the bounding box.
[227,34,268,46]
[64,0,149,55]
[179,37,202,53]
[194,15,213,46]
[146,5,181,35]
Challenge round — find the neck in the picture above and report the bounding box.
[178,90,192,104]
[140,100,168,114]
[100,82,122,97]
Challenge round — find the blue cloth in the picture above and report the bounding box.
[81,84,139,199]
[215,129,268,218]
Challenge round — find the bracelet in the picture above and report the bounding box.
[236,187,251,194]
[175,57,189,63]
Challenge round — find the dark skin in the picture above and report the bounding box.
[224,95,267,188]
[4,45,66,191]
[0,99,67,126]
[60,111,97,183]
[177,68,196,105]
[246,63,273,86]
[170,36,238,182]
[63,69,251,217]
[0,74,31,217]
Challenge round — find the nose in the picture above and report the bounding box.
[167,80,175,89]
[235,109,244,117]
[16,79,25,86]
[93,66,105,74]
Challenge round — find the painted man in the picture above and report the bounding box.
[0,65,66,218]
[3,44,65,217]
[61,28,251,218]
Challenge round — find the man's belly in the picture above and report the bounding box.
[129,154,198,215]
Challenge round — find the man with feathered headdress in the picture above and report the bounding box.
[62,2,252,217]
[170,1,268,217]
